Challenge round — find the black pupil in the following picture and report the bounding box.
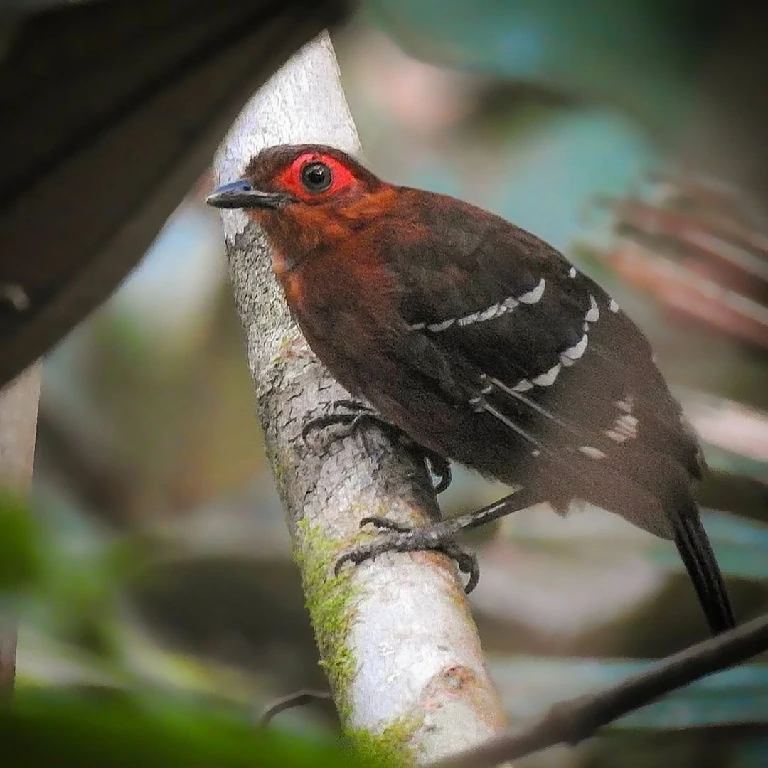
[301,162,332,192]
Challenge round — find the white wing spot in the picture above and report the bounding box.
[579,446,606,460]
[532,362,561,387]
[427,318,456,332]
[512,379,534,392]
[609,299,620,313]
[605,414,638,443]
[518,278,546,304]
[621,414,639,432]
[411,279,546,332]
[585,295,600,323]
[458,302,505,326]
[458,311,481,327]
[569,267,577,278]
[560,334,588,366]
[469,396,484,412]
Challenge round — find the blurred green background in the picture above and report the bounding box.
[3,2,768,766]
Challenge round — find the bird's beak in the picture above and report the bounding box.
[206,180,290,209]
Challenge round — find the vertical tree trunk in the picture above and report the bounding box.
[0,364,41,697]
[214,33,508,764]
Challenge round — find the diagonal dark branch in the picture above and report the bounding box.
[430,612,768,768]
[0,0,353,388]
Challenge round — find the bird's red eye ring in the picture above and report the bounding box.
[278,153,356,199]
[301,161,332,193]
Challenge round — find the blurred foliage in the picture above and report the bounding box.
[0,4,766,768]
[491,657,768,730]
[363,0,723,137]
[0,496,377,767]
[1,690,368,768]
[0,493,42,591]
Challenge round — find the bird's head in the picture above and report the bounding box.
[207,144,383,215]
[207,145,391,258]
[207,145,399,288]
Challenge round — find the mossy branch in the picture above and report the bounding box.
[214,34,507,764]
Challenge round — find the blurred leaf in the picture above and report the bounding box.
[677,390,768,481]
[365,0,722,136]
[2,691,373,768]
[490,656,768,729]
[386,110,654,253]
[733,738,768,768]
[0,492,41,590]
[648,510,768,581]
[502,505,768,580]
[701,444,768,485]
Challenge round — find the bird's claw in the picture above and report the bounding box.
[334,521,480,593]
[425,454,452,494]
[360,515,412,533]
[301,400,373,443]
[301,404,453,495]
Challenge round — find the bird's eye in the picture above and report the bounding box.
[300,161,332,193]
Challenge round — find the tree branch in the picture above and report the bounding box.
[213,33,507,764]
[0,364,41,697]
[429,612,768,768]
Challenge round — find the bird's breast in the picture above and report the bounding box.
[280,244,395,327]
[272,249,305,307]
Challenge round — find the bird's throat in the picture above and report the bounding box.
[272,250,305,306]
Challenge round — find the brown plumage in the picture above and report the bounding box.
[208,144,736,635]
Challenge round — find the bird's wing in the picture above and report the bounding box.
[382,192,732,633]
[389,194,702,481]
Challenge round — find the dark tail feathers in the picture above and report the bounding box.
[673,513,736,635]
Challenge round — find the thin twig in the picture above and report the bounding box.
[258,689,333,727]
[430,613,768,768]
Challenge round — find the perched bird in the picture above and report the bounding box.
[208,144,736,635]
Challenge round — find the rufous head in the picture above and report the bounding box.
[206,144,381,216]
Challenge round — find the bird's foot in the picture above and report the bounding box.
[423,452,452,495]
[335,516,479,593]
[301,399,377,443]
[301,400,452,494]
[332,488,546,591]
[301,400,402,472]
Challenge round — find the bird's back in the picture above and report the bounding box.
[339,189,705,539]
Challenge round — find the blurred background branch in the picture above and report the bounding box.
[0,364,40,696]
[433,613,768,768]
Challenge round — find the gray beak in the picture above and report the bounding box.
[206,180,290,209]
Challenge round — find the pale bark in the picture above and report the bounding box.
[0,363,41,696]
[214,33,507,763]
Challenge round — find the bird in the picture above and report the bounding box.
[207,144,736,635]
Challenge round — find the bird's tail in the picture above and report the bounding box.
[673,512,736,635]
